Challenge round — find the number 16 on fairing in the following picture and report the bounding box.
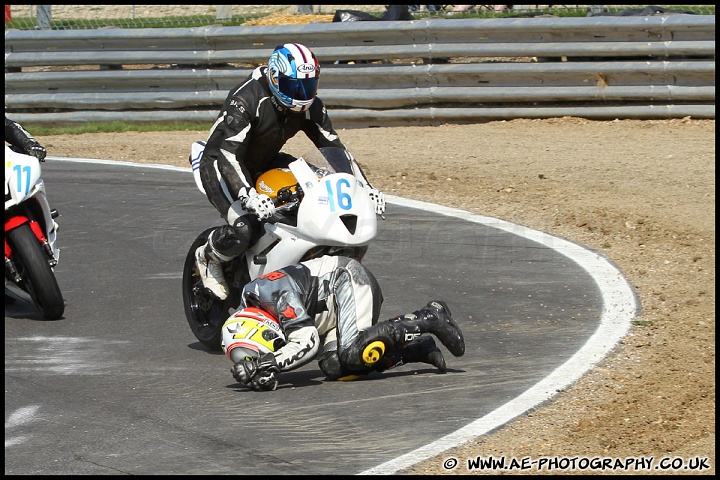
[324,178,353,212]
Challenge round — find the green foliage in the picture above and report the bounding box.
[632,320,654,327]
[5,14,261,30]
[25,121,208,136]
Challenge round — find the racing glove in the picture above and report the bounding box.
[231,353,281,391]
[28,144,47,162]
[367,187,386,215]
[242,187,276,221]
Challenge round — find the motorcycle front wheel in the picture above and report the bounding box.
[7,223,65,320]
[182,229,236,351]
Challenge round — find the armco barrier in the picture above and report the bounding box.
[4,15,715,128]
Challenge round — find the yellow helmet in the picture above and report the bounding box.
[255,168,297,203]
[221,307,286,364]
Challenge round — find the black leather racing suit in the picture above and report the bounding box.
[5,116,43,154]
[198,66,347,258]
[237,256,386,379]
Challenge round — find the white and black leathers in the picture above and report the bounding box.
[237,255,383,375]
[198,66,347,221]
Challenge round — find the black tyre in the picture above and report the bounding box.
[7,223,65,320]
[182,229,238,351]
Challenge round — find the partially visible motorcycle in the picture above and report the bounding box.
[183,145,379,350]
[5,145,64,319]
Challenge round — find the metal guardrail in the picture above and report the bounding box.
[4,15,716,127]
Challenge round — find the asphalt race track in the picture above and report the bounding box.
[5,158,638,475]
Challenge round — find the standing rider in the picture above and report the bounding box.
[194,43,386,300]
[5,115,47,161]
[221,255,465,391]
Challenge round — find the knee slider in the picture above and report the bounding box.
[362,341,386,366]
[319,351,345,380]
[214,222,254,257]
[335,321,399,372]
[340,337,390,371]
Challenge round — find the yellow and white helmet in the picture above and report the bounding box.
[221,307,286,364]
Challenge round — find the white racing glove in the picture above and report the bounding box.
[367,187,386,215]
[242,188,276,220]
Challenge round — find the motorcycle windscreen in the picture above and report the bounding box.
[295,172,377,244]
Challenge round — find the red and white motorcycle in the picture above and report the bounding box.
[182,145,379,350]
[5,145,64,319]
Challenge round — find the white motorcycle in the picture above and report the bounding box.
[5,145,64,319]
[182,145,379,350]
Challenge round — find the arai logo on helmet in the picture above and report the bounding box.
[297,63,315,74]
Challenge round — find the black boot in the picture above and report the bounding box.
[340,300,464,372]
[388,300,465,357]
[424,300,465,357]
[376,335,447,373]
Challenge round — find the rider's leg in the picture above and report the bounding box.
[375,335,447,373]
[320,335,446,380]
[195,216,259,300]
[338,300,465,372]
[195,229,233,300]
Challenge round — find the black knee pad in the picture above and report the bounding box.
[319,351,345,380]
[339,323,396,371]
[212,217,260,257]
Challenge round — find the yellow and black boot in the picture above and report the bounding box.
[339,300,464,372]
[375,335,447,373]
[387,300,465,357]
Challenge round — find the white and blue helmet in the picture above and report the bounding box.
[266,43,320,112]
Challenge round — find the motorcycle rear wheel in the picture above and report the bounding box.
[182,229,237,351]
[7,223,65,320]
